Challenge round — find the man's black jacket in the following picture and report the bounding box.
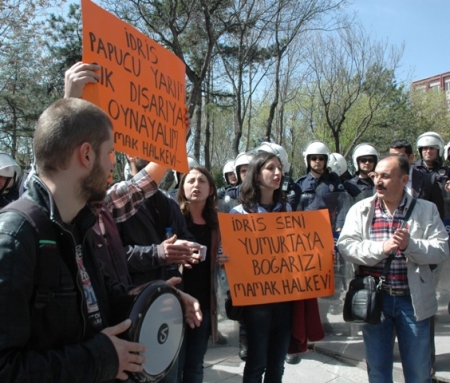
[0,174,128,382]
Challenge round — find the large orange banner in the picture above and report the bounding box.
[219,210,335,305]
[81,0,188,173]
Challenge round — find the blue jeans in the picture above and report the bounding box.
[363,292,431,383]
[177,310,211,383]
[243,301,292,383]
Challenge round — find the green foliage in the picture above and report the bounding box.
[0,1,66,162]
[213,167,226,189]
[1,0,450,176]
[410,88,450,142]
[45,3,82,96]
[0,25,58,163]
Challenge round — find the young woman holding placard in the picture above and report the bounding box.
[229,151,293,383]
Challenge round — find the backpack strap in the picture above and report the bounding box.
[2,199,59,309]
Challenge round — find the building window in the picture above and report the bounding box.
[429,81,440,91]
[415,84,426,92]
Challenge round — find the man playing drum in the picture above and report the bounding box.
[0,98,201,383]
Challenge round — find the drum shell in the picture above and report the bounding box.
[116,280,185,383]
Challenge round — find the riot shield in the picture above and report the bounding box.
[327,191,354,294]
[217,196,239,213]
[352,188,376,204]
[316,189,381,336]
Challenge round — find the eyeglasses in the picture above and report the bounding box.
[310,155,326,162]
[358,157,375,163]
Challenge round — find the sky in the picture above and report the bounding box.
[57,0,448,86]
[347,0,450,85]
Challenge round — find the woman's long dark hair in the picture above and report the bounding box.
[239,151,287,213]
[177,166,219,228]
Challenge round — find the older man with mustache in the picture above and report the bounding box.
[338,154,448,383]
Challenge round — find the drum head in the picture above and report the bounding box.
[127,281,184,382]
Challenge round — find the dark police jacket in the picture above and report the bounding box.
[410,167,445,220]
[296,171,347,229]
[343,174,375,198]
[0,174,127,383]
[413,159,450,184]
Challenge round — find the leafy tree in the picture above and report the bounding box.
[0,25,58,165]
[4,0,449,178]
[303,24,404,157]
[215,0,275,156]
[0,0,66,163]
[410,87,450,143]
[100,0,241,164]
[45,3,83,95]
[0,0,66,46]
[263,0,346,142]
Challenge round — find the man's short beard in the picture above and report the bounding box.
[80,158,108,203]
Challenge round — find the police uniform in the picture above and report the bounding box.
[224,184,240,201]
[286,181,302,212]
[343,174,375,198]
[413,159,450,184]
[296,171,347,229]
[413,157,450,371]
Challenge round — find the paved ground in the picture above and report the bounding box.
[204,345,370,383]
[203,317,369,383]
[203,297,450,383]
[204,341,370,383]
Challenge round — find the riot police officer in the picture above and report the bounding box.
[413,131,450,183]
[222,159,238,186]
[327,152,352,183]
[296,140,347,230]
[224,151,253,201]
[343,143,379,198]
[412,132,450,375]
[0,152,22,208]
[292,142,350,364]
[217,159,238,200]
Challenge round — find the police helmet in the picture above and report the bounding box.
[352,143,379,170]
[254,141,291,174]
[187,156,200,169]
[303,140,330,167]
[234,152,253,183]
[416,132,445,158]
[0,152,21,191]
[444,141,450,161]
[328,153,347,176]
[222,159,236,184]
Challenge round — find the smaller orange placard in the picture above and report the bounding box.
[81,0,188,173]
[219,210,335,306]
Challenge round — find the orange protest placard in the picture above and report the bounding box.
[81,0,188,173]
[219,210,335,306]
